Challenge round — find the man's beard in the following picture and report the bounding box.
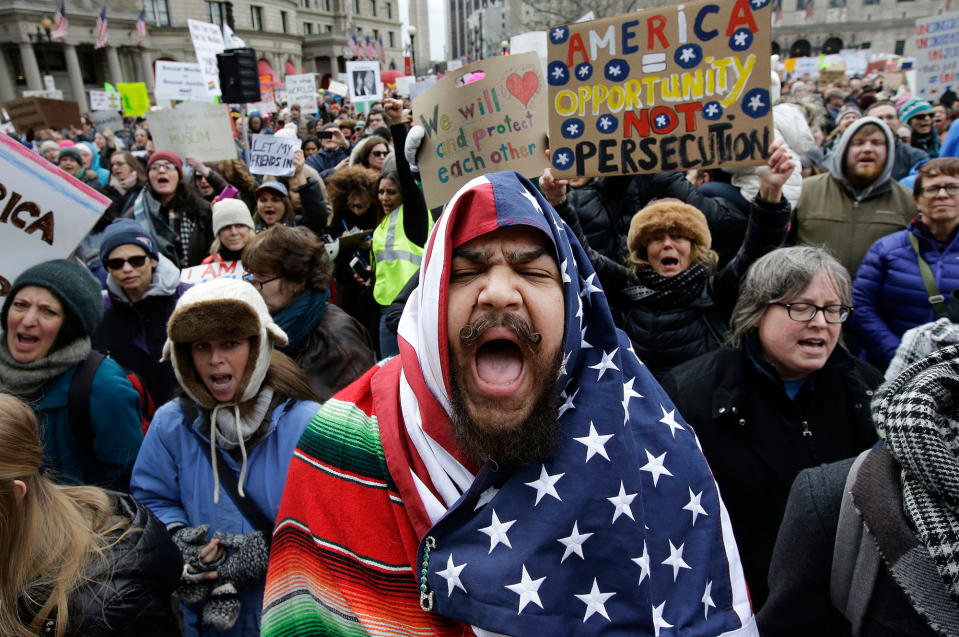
[448,312,564,469]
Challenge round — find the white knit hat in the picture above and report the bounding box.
[212,199,255,236]
[273,122,299,140]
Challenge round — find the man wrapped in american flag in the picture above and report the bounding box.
[262,171,758,636]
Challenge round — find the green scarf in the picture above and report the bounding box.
[274,288,330,357]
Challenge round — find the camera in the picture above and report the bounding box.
[317,130,333,139]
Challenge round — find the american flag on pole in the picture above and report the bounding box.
[363,35,377,61]
[94,6,108,49]
[375,37,385,64]
[135,9,147,46]
[51,1,69,39]
[347,33,362,58]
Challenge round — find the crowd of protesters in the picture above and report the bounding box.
[4,66,959,636]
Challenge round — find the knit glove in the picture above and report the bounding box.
[203,582,241,631]
[169,524,220,602]
[215,530,270,587]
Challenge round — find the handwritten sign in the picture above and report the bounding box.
[155,61,214,102]
[89,109,123,133]
[188,19,225,96]
[285,73,317,114]
[2,97,81,132]
[249,133,301,176]
[346,60,382,102]
[547,0,773,178]
[180,260,248,284]
[915,11,959,97]
[327,79,349,97]
[147,104,237,162]
[413,51,547,209]
[89,90,122,111]
[117,82,151,116]
[0,133,110,296]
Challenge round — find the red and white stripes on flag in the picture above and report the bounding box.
[94,7,108,49]
[135,9,147,46]
[51,1,69,39]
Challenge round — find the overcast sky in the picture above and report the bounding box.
[398,0,447,60]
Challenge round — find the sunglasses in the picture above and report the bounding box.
[105,255,149,270]
[370,150,389,158]
[912,113,933,121]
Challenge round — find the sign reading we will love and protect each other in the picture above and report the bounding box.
[546,0,773,179]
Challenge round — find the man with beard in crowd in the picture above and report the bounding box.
[261,171,757,636]
[790,116,914,276]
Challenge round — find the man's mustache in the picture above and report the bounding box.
[458,312,542,351]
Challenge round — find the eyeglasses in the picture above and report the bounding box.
[104,255,149,270]
[149,161,177,173]
[244,274,281,291]
[370,150,389,158]
[348,201,367,211]
[773,302,852,323]
[919,183,959,197]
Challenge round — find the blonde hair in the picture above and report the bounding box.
[0,394,131,637]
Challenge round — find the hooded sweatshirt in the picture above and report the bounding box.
[791,116,915,275]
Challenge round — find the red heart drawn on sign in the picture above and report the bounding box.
[506,72,538,106]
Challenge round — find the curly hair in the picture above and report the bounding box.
[326,165,380,218]
[217,160,257,193]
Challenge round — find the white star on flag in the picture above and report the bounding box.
[706,103,719,116]
[560,258,572,283]
[588,348,619,380]
[551,66,565,80]
[437,553,468,596]
[558,520,593,562]
[683,487,708,526]
[656,114,668,127]
[525,464,565,505]
[479,509,515,553]
[608,64,622,77]
[581,273,602,295]
[632,541,650,585]
[622,377,643,425]
[580,326,593,349]
[566,122,580,135]
[520,190,542,213]
[608,481,637,523]
[748,94,765,111]
[652,601,673,636]
[558,350,571,377]
[474,485,499,510]
[662,540,692,581]
[734,31,748,46]
[574,421,614,462]
[554,152,571,166]
[640,449,673,487]
[575,578,616,622]
[679,47,696,62]
[577,65,590,77]
[505,565,546,614]
[702,580,717,618]
[659,405,684,437]
[558,386,579,418]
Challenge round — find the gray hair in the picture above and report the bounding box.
[728,246,851,348]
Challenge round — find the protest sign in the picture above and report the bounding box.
[249,133,301,176]
[408,77,437,101]
[148,104,237,162]
[154,61,214,102]
[392,76,412,97]
[840,49,868,75]
[259,75,275,101]
[413,51,547,208]
[791,56,819,78]
[915,11,959,97]
[346,60,382,102]
[249,99,276,114]
[546,0,774,179]
[0,133,109,296]
[327,79,349,97]
[2,97,81,132]
[89,90,121,111]
[89,109,123,133]
[285,74,317,114]
[117,82,150,116]
[180,260,247,284]
[23,89,63,100]
[818,69,846,86]
[188,19,225,96]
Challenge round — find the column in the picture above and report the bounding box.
[139,48,154,92]
[63,44,88,112]
[0,49,17,102]
[106,46,123,84]
[18,41,42,91]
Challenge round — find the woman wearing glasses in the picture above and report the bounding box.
[850,158,959,371]
[350,135,390,172]
[661,246,882,610]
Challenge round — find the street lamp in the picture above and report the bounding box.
[30,18,54,76]
[501,40,509,56]
[407,25,416,78]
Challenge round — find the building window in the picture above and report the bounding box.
[354,0,361,13]
[389,31,395,47]
[386,1,392,18]
[322,0,331,9]
[327,25,332,32]
[862,0,880,4]
[895,39,906,54]
[305,22,312,34]
[205,1,224,27]
[373,28,379,40]
[302,0,310,6]
[250,6,262,30]
[145,0,170,26]
[280,10,288,32]
[370,0,377,16]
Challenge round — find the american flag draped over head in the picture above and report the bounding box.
[51,1,69,39]
[135,9,147,46]
[395,172,757,635]
[94,6,108,49]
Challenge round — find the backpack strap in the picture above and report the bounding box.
[68,350,106,454]
[909,231,949,318]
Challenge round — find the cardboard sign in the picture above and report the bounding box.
[89,90,122,111]
[327,79,349,97]
[285,73,317,114]
[346,60,382,102]
[818,69,846,86]
[89,109,124,133]
[147,104,237,162]
[0,133,110,296]
[2,97,81,132]
[188,19,225,96]
[180,260,247,284]
[413,51,547,208]
[915,11,959,97]
[249,133,301,176]
[546,0,774,179]
[117,82,151,116]
[154,61,214,102]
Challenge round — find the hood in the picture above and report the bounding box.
[107,253,181,303]
[826,116,895,197]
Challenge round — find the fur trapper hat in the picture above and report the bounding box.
[162,278,287,408]
[627,199,712,258]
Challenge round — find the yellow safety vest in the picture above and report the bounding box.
[371,204,433,305]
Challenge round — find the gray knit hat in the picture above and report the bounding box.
[2,259,104,341]
[212,199,256,236]
[58,147,83,165]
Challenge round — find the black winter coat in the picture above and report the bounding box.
[565,176,641,262]
[660,341,881,610]
[292,303,377,401]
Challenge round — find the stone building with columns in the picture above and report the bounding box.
[0,0,402,113]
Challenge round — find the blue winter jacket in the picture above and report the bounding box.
[130,395,320,637]
[36,357,144,491]
[850,222,959,369]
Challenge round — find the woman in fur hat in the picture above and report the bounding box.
[542,139,795,379]
[130,278,321,636]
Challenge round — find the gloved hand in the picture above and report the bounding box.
[405,125,425,173]
[203,582,241,631]
[215,530,270,587]
[169,524,211,569]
